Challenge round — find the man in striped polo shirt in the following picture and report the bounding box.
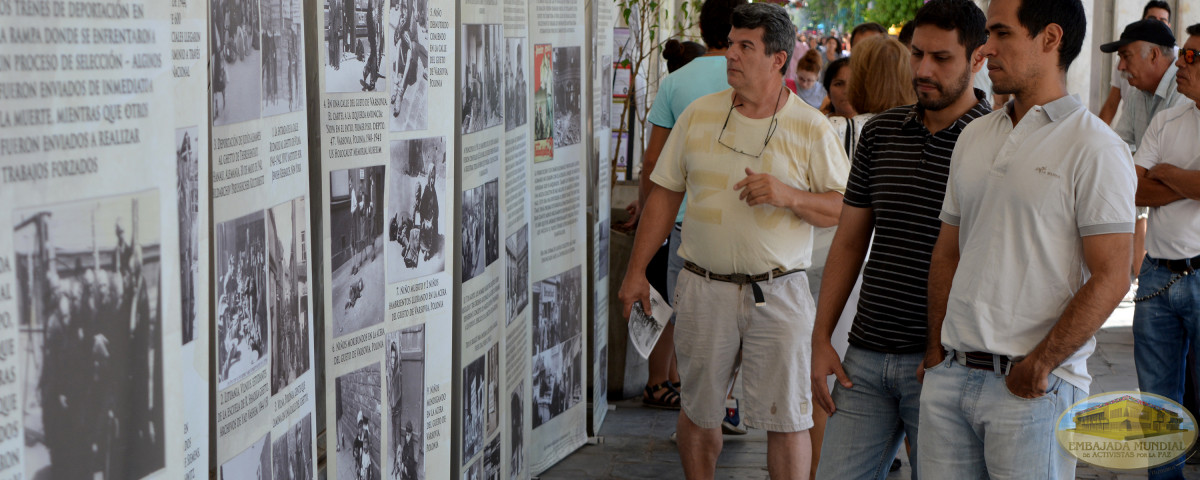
[810,1,990,478]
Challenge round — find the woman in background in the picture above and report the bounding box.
[791,49,826,108]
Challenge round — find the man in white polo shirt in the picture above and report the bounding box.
[1131,23,1200,480]
[618,4,848,478]
[919,0,1136,477]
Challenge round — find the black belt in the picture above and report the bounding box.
[683,261,803,306]
[1153,255,1200,275]
[951,350,1013,376]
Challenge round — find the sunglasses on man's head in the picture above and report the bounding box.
[1183,48,1199,65]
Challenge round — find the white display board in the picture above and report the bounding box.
[314,0,456,478]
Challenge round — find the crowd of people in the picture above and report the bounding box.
[620,0,1200,478]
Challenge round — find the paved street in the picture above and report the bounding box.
[539,305,1200,479]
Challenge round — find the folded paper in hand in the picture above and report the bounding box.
[630,287,672,359]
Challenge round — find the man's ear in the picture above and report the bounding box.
[1041,22,1064,58]
[774,50,789,73]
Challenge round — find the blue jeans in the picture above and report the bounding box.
[1133,256,1200,479]
[815,346,922,480]
[918,357,1083,480]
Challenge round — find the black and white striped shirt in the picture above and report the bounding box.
[842,91,990,353]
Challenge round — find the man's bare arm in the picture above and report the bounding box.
[1098,86,1121,125]
[1136,166,1186,207]
[617,184,685,318]
[1148,164,1200,201]
[922,223,959,382]
[810,205,874,413]
[625,126,673,228]
[1006,232,1131,398]
[734,167,844,227]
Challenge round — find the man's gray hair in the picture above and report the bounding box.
[1141,42,1176,60]
[730,3,796,74]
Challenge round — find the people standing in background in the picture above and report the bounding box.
[793,50,826,108]
[820,58,853,118]
[1099,0,1173,125]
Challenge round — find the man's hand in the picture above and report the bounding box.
[810,340,852,414]
[621,200,641,229]
[917,348,945,384]
[1146,163,1181,181]
[618,272,651,320]
[735,167,794,208]
[1004,358,1051,399]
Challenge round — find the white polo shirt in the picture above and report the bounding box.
[1134,101,1200,260]
[652,88,849,274]
[940,95,1137,391]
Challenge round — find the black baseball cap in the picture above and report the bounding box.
[1100,18,1175,53]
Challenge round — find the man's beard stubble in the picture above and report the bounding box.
[915,66,973,111]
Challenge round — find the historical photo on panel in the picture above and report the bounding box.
[531,266,584,428]
[220,432,271,480]
[325,0,387,92]
[270,197,311,395]
[272,413,314,480]
[597,219,610,280]
[509,383,524,479]
[216,210,270,389]
[462,355,485,461]
[463,460,481,480]
[387,137,446,283]
[389,0,429,131]
[505,223,529,325]
[460,179,498,282]
[335,362,382,480]
[461,24,504,134]
[212,0,263,125]
[483,436,501,480]
[552,46,582,148]
[387,325,425,480]
[532,44,553,162]
[600,55,612,128]
[177,127,201,345]
[504,38,527,132]
[330,166,386,336]
[15,192,166,479]
[261,0,305,116]
[485,343,499,437]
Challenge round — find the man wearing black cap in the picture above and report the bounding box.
[1102,18,1186,154]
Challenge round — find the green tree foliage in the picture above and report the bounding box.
[862,0,921,30]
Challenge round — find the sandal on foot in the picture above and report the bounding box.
[642,381,681,410]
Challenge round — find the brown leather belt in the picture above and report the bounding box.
[1152,255,1200,275]
[682,261,803,285]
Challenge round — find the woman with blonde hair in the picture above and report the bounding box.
[808,34,915,478]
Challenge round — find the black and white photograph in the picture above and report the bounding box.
[594,345,608,412]
[176,127,201,345]
[460,179,498,282]
[552,46,582,148]
[270,197,311,395]
[261,0,305,116]
[629,287,671,359]
[505,223,529,325]
[463,459,481,480]
[461,355,486,461]
[387,138,446,283]
[325,0,387,92]
[330,166,386,336]
[461,24,504,134]
[272,413,314,480]
[389,0,429,131]
[599,55,612,128]
[597,218,610,280]
[216,210,270,389]
[15,192,166,480]
[335,362,382,480]
[483,436,501,480]
[531,266,584,428]
[221,432,271,480]
[532,43,553,162]
[509,384,524,479]
[504,38,528,132]
[387,325,425,480]
[211,0,263,125]
[485,342,499,437]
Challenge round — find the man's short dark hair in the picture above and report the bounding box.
[850,22,887,47]
[898,22,916,46]
[1188,23,1200,37]
[1016,0,1087,70]
[909,0,988,56]
[730,3,796,74]
[1142,0,1170,19]
[700,0,747,50]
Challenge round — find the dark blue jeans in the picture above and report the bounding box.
[1133,255,1200,480]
